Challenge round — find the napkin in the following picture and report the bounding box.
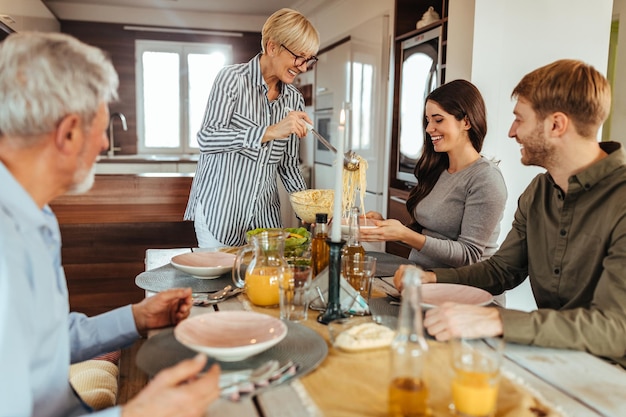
[308,268,369,315]
[220,362,298,402]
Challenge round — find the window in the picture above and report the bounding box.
[136,40,232,154]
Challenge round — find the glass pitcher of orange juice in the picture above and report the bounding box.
[232,229,291,307]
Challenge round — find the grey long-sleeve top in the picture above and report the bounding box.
[184,54,306,246]
[434,142,626,367]
[409,156,508,269]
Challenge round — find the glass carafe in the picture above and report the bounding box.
[232,229,290,307]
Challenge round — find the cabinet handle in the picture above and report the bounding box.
[390,196,407,204]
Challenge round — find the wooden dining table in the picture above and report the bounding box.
[137,248,626,417]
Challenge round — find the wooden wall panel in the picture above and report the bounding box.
[51,175,198,316]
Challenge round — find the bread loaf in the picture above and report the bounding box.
[334,322,395,352]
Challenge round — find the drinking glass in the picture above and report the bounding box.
[279,265,313,322]
[450,337,505,417]
[342,254,376,302]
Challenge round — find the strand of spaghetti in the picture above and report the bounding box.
[342,155,368,216]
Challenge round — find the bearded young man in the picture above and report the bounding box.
[395,59,626,367]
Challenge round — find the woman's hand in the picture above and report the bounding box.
[364,211,384,221]
[263,109,313,142]
[360,218,409,242]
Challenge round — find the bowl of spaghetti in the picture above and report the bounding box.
[289,189,334,223]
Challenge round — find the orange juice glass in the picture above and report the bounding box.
[450,338,504,417]
[452,369,499,416]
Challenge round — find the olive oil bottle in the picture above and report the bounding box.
[311,213,330,276]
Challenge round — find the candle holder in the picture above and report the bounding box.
[318,238,348,325]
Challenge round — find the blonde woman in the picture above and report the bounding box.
[185,8,320,247]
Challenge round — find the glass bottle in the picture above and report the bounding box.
[388,266,430,417]
[342,206,365,259]
[311,213,330,276]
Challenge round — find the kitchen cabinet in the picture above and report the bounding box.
[313,15,389,217]
[0,0,59,32]
[386,0,448,257]
[315,39,350,113]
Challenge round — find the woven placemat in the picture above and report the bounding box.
[365,251,415,277]
[135,263,233,293]
[137,321,328,378]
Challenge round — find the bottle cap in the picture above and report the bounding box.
[315,213,328,223]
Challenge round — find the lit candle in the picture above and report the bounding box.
[331,107,345,242]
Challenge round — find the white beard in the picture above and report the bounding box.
[67,164,96,195]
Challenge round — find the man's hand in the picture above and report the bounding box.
[393,265,437,291]
[423,302,503,341]
[132,288,193,336]
[122,354,220,417]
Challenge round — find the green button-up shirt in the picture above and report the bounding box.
[434,141,626,366]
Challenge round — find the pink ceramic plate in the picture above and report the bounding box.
[421,283,493,309]
[174,311,288,362]
[170,251,236,279]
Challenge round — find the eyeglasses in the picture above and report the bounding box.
[281,44,318,70]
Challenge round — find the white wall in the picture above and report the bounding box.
[611,0,626,147]
[446,0,474,82]
[446,0,614,311]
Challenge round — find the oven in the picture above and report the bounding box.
[313,108,337,166]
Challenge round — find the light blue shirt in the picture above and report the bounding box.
[0,162,140,417]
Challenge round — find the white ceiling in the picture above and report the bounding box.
[42,0,303,17]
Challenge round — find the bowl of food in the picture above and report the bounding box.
[328,315,397,353]
[246,227,311,259]
[289,189,334,224]
[174,311,288,362]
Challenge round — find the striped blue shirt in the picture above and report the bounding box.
[184,54,307,246]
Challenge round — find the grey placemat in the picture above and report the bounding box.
[368,296,400,317]
[136,321,328,378]
[135,263,233,293]
[366,251,415,277]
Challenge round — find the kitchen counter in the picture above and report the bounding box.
[96,154,199,174]
[98,154,200,163]
[49,174,197,315]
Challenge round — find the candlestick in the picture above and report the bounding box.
[317,238,348,324]
[330,108,345,242]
